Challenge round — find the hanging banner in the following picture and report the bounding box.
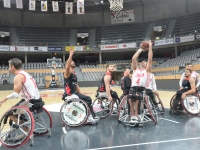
[83,46,92,51]
[3,0,11,8]
[16,0,23,9]
[52,1,59,12]
[41,1,48,12]
[77,0,85,14]
[111,10,135,24]
[65,2,73,14]
[118,42,136,49]
[48,47,63,51]
[174,35,194,43]
[30,46,48,51]
[29,0,36,11]
[10,46,29,51]
[0,46,9,51]
[101,44,118,50]
[154,38,174,46]
[65,46,83,51]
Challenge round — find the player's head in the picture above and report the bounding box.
[8,58,22,74]
[124,68,130,76]
[140,60,147,69]
[106,64,114,73]
[185,69,191,77]
[187,63,194,72]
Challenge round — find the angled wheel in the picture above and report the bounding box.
[60,99,89,127]
[0,106,34,148]
[92,96,113,119]
[117,95,129,123]
[33,107,53,135]
[181,95,200,116]
[145,96,158,124]
[170,94,178,110]
[155,95,165,115]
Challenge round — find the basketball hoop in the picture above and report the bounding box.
[108,0,123,12]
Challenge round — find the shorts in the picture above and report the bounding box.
[14,98,44,114]
[128,86,145,101]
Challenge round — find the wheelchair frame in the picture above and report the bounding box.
[118,90,158,127]
[169,93,200,115]
[0,104,52,148]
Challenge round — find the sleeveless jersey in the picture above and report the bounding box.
[64,72,77,96]
[18,71,40,101]
[131,69,148,87]
[182,77,191,90]
[146,73,154,90]
[98,72,112,92]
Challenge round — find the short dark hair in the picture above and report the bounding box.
[8,58,22,70]
[186,69,192,73]
[106,64,113,69]
[124,68,130,72]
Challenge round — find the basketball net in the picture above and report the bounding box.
[108,0,123,12]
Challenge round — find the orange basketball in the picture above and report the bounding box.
[140,41,149,50]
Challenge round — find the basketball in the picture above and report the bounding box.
[140,41,149,50]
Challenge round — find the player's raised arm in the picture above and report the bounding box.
[64,49,74,78]
[146,41,153,73]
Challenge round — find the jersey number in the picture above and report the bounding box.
[136,78,140,85]
[30,77,37,88]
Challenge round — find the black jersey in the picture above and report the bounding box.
[121,75,131,95]
[98,72,112,92]
[64,72,77,96]
[182,77,191,90]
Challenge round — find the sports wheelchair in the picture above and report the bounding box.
[92,91,119,119]
[118,89,158,127]
[170,93,200,115]
[153,95,165,115]
[0,99,52,148]
[60,94,98,127]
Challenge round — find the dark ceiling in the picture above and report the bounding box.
[0,0,165,13]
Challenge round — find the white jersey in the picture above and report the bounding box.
[18,71,40,101]
[146,73,157,91]
[131,69,148,87]
[191,71,199,81]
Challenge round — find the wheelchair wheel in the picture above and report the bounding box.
[117,95,129,123]
[60,98,89,127]
[155,95,165,115]
[181,95,200,116]
[145,96,158,124]
[33,107,52,136]
[170,94,178,110]
[92,96,113,119]
[0,106,34,148]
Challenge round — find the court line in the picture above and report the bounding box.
[85,136,200,150]
[159,118,180,123]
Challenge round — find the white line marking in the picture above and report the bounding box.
[62,127,67,134]
[159,118,180,123]
[85,137,200,150]
[0,141,2,147]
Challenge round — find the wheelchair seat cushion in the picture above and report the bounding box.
[29,98,45,113]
